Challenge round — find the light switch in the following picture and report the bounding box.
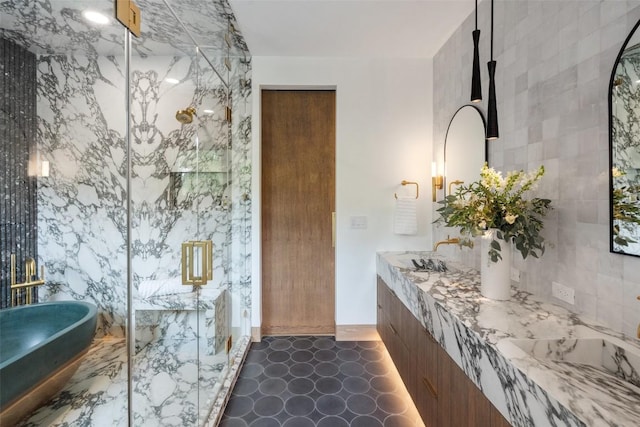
[350,216,368,229]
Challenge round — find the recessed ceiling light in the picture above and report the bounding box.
[83,10,109,25]
[165,78,180,84]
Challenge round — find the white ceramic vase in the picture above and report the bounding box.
[480,229,512,300]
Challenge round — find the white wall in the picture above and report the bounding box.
[251,56,434,328]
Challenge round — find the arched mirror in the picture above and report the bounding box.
[610,20,640,257]
[444,105,487,197]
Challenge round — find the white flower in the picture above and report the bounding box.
[504,213,518,224]
[478,220,487,229]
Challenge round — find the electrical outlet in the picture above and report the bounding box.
[350,216,368,229]
[552,281,575,305]
[510,267,520,282]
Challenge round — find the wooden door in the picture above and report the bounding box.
[261,90,336,335]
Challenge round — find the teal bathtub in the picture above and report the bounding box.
[0,301,97,422]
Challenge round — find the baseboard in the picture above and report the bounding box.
[252,325,381,342]
[251,327,261,342]
[335,325,380,341]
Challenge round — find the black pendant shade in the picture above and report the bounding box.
[471,0,482,103]
[471,29,482,102]
[486,0,499,140]
[486,60,499,139]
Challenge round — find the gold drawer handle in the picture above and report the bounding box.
[422,377,438,398]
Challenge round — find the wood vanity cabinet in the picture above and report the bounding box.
[377,276,511,427]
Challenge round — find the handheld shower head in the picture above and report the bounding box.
[176,107,197,124]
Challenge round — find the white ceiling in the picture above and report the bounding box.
[229,0,477,58]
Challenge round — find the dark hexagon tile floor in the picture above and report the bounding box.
[220,336,424,427]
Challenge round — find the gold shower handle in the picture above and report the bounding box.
[181,240,213,286]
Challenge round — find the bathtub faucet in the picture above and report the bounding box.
[10,254,46,306]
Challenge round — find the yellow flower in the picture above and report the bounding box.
[504,213,518,224]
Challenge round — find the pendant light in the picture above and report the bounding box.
[486,0,499,140]
[471,0,482,102]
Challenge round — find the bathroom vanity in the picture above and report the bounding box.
[377,252,640,427]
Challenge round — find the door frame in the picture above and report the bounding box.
[252,85,338,341]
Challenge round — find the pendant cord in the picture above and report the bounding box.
[475,0,478,30]
[490,0,494,60]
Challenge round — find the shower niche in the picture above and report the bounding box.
[168,149,229,210]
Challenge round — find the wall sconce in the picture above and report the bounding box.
[432,162,443,202]
[41,160,50,177]
[28,156,50,177]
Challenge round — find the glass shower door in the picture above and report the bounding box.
[127,6,231,424]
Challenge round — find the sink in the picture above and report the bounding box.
[509,328,640,389]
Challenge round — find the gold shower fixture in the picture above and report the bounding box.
[175,107,197,124]
[10,254,45,306]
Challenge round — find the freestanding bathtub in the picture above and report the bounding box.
[0,301,97,425]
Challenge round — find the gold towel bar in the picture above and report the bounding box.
[395,180,419,199]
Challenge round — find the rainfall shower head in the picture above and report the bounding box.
[175,107,197,124]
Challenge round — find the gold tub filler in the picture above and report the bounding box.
[10,254,45,306]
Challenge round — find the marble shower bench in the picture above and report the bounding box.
[377,251,640,427]
[133,280,228,355]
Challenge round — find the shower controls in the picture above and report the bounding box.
[10,253,45,306]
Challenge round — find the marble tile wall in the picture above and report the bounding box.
[0,37,38,308]
[36,52,128,337]
[433,0,640,338]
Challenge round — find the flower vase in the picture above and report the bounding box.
[480,229,512,300]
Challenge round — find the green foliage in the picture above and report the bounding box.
[612,168,640,247]
[435,164,552,263]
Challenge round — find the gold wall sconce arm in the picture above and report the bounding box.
[181,240,213,286]
[10,254,46,306]
[448,180,464,195]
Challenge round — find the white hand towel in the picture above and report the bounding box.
[394,197,418,235]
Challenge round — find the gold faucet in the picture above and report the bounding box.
[10,254,45,306]
[433,236,460,251]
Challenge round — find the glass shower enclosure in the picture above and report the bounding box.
[1,0,251,425]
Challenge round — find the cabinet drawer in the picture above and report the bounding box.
[413,325,439,426]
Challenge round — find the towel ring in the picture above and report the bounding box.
[395,180,419,199]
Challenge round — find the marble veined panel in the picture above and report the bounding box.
[37,54,128,337]
[128,55,231,295]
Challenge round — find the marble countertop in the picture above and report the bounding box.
[377,251,640,427]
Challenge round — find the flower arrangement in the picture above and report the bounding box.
[436,164,552,263]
